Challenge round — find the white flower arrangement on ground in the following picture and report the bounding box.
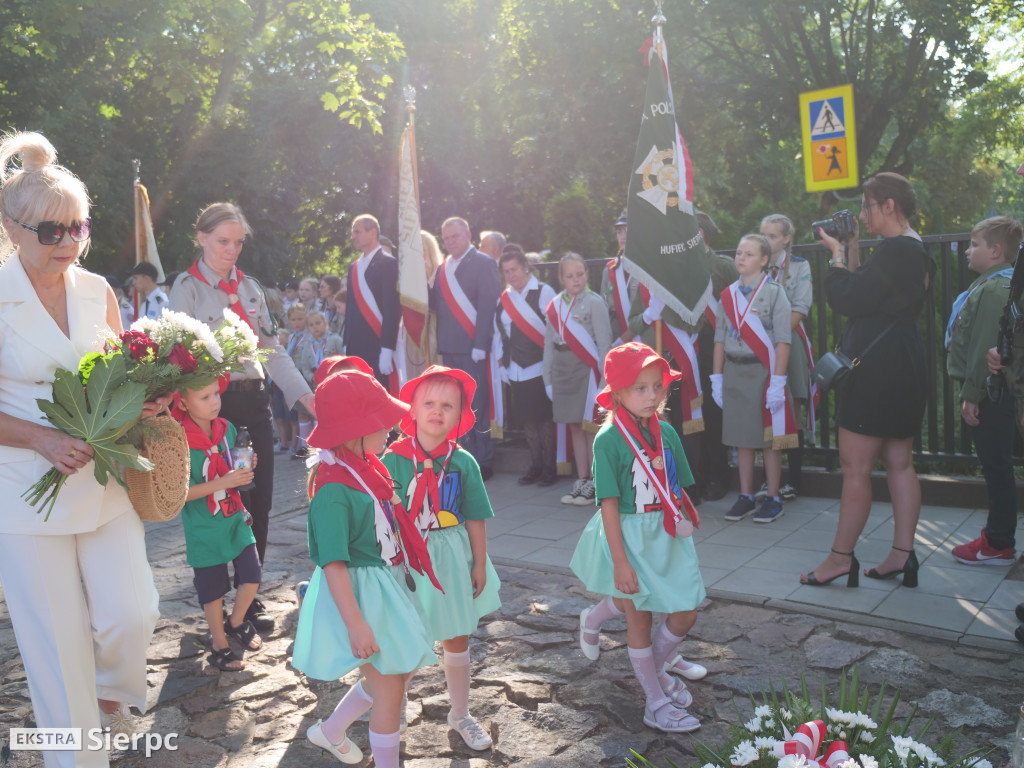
[627,668,992,768]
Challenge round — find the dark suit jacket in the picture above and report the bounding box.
[343,248,401,364]
[429,247,501,355]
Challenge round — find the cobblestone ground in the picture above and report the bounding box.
[1,459,1022,767]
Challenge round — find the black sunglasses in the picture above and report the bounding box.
[12,216,92,246]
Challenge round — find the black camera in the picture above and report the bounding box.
[811,209,856,241]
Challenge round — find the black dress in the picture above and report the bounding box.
[824,236,934,438]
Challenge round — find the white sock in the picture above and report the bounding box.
[582,596,624,643]
[627,646,664,708]
[368,728,401,768]
[651,622,685,669]
[321,680,373,744]
[444,649,471,720]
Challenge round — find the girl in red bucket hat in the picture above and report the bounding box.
[570,342,706,734]
[292,370,439,768]
[380,365,501,751]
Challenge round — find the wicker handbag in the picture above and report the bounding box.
[126,411,190,522]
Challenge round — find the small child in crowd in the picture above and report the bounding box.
[948,216,1024,565]
[382,365,502,751]
[174,378,263,672]
[292,370,436,768]
[571,343,705,733]
[543,252,613,505]
[299,310,345,388]
[284,302,308,456]
[712,234,795,524]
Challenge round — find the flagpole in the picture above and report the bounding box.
[652,1,666,357]
[404,85,432,367]
[131,158,142,322]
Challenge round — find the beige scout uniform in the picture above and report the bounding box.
[714,279,792,448]
[169,259,310,407]
[772,254,813,399]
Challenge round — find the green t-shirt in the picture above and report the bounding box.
[381,445,494,531]
[307,482,404,568]
[181,421,257,568]
[592,417,694,515]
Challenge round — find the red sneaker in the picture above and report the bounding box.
[952,530,1015,565]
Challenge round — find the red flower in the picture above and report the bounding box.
[120,330,158,362]
[166,343,198,373]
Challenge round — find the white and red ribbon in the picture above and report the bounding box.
[607,258,633,338]
[500,288,546,348]
[546,292,601,426]
[720,282,799,449]
[794,320,818,439]
[352,256,384,338]
[438,260,477,340]
[773,720,851,768]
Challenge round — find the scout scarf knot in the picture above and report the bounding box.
[182,416,244,517]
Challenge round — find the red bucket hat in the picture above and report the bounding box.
[307,370,409,449]
[595,342,682,411]
[314,354,373,387]
[398,364,477,440]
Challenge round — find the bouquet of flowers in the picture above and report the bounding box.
[629,668,992,768]
[23,309,266,520]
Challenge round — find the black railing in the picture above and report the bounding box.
[532,234,1005,473]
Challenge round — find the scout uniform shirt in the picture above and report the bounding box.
[307,483,405,568]
[946,262,1014,404]
[169,260,310,408]
[713,278,792,355]
[181,421,257,568]
[382,447,494,531]
[592,418,694,515]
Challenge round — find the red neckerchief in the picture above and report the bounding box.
[386,436,454,536]
[181,415,244,517]
[613,410,699,536]
[187,259,256,334]
[312,447,443,592]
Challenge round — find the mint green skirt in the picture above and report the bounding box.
[408,524,502,642]
[570,510,706,613]
[293,564,437,680]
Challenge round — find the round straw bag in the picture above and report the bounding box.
[126,410,190,522]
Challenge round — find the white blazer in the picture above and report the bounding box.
[0,255,133,535]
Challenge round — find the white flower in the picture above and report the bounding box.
[745,716,763,732]
[891,736,945,767]
[221,308,260,348]
[754,704,772,718]
[855,713,878,729]
[699,763,724,768]
[754,736,780,751]
[778,755,811,768]
[859,732,875,744]
[968,761,992,768]
[781,708,794,721]
[837,760,859,768]
[729,741,758,766]
[859,756,878,768]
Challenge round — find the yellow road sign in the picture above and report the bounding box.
[800,84,858,192]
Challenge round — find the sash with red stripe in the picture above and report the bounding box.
[639,285,703,434]
[500,289,545,347]
[546,292,602,427]
[703,293,719,330]
[555,423,575,476]
[350,256,401,395]
[720,281,799,450]
[607,257,633,338]
[438,260,477,340]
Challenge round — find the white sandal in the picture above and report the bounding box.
[660,673,693,708]
[578,607,600,661]
[643,697,701,733]
[663,653,707,680]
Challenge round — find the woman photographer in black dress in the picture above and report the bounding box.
[800,173,934,589]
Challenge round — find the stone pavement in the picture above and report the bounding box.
[1,455,1023,768]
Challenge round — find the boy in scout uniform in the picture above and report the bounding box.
[951,216,1024,566]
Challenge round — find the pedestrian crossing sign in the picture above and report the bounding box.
[800,84,858,192]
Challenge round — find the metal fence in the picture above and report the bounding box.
[532,233,1008,473]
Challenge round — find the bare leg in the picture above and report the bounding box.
[205,598,243,670]
[872,437,920,573]
[227,583,263,650]
[570,424,588,479]
[362,664,404,738]
[804,428,883,582]
[763,448,783,497]
[737,447,756,495]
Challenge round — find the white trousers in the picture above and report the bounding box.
[0,510,160,768]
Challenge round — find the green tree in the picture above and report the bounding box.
[543,181,608,260]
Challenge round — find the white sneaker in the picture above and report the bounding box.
[573,478,596,506]
[561,478,584,505]
[447,711,492,750]
[306,720,363,764]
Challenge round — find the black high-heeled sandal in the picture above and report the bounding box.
[864,546,918,588]
[800,548,860,587]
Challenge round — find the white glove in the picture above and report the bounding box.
[499,366,510,385]
[378,348,395,376]
[471,347,487,363]
[766,375,787,413]
[642,294,665,325]
[710,373,724,409]
[545,384,553,401]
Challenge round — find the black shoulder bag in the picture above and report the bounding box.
[811,319,897,393]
